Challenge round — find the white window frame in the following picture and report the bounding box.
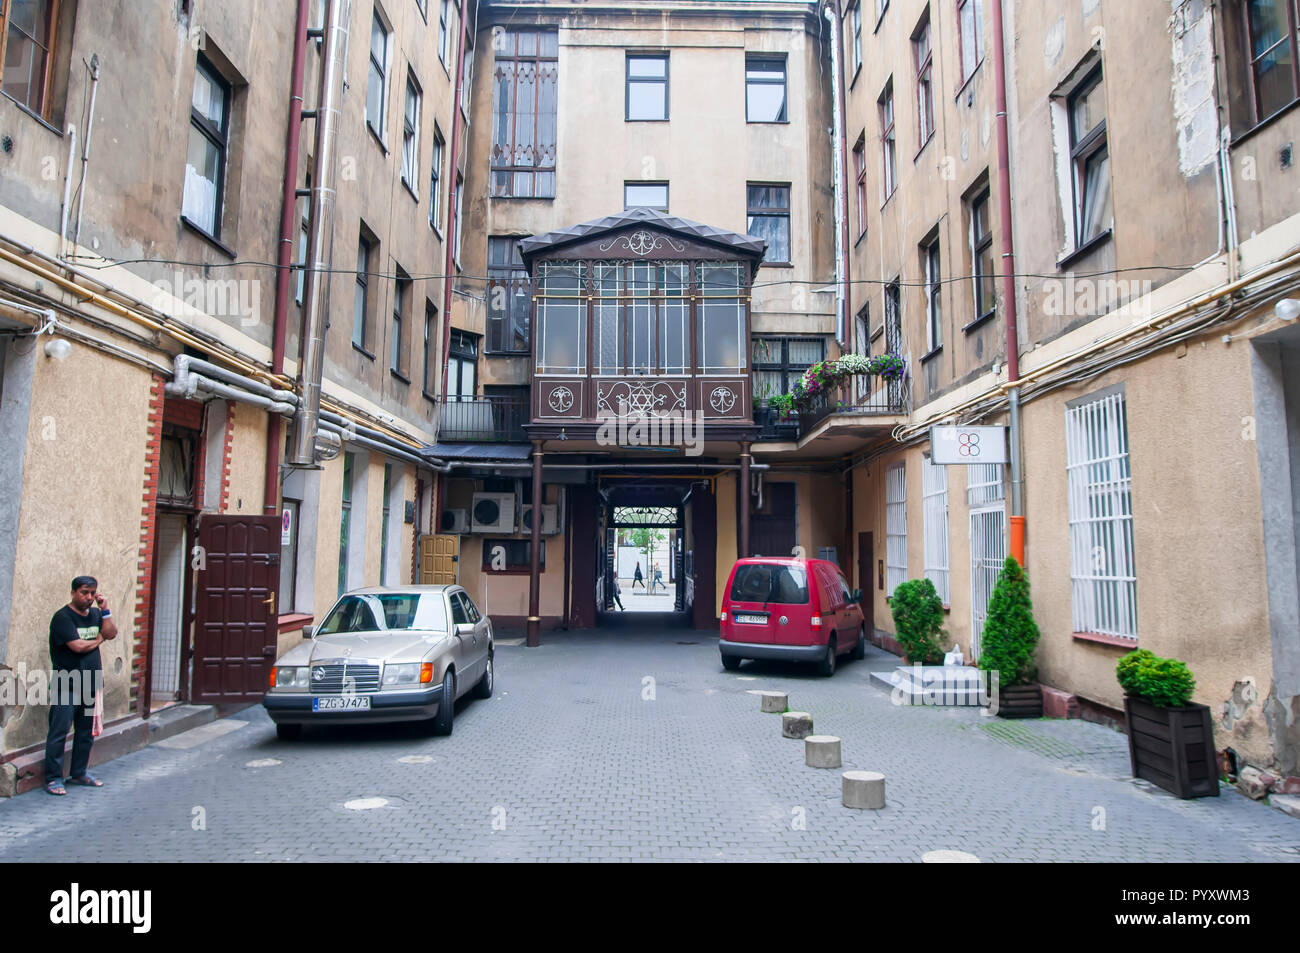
[922,455,949,604]
[1066,385,1136,640]
[923,234,942,352]
[885,462,907,596]
[401,72,421,193]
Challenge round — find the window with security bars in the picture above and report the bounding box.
[967,463,1005,657]
[491,30,558,197]
[922,455,949,604]
[752,337,825,402]
[487,237,531,353]
[1066,386,1136,640]
[886,462,907,596]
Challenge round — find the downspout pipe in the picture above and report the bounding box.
[823,1,850,348]
[290,0,349,466]
[266,0,312,512]
[72,54,100,250]
[990,0,1025,565]
[440,2,472,401]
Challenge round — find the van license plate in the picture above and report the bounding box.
[735,614,768,624]
[313,696,371,711]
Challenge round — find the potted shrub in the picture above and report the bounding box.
[978,556,1043,718]
[889,578,945,664]
[1116,649,1218,799]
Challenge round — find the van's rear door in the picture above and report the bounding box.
[726,563,811,645]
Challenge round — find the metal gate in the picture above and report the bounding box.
[967,464,1006,659]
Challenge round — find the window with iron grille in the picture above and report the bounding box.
[922,454,949,604]
[1066,386,1136,640]
[747,184,790,264]
[746,55,787,122]
[884,279,902,355]
[913,12,934,147]
[885,462,907,596]
[752,337,825,402]
[487,237,531,353]
[879,80,897,200]
[491,30,558,197]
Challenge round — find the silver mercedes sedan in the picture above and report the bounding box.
[263,586,494,740]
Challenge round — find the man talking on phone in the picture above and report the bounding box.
[44,576,117,796]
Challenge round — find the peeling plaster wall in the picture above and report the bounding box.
[1169,0,1219,178]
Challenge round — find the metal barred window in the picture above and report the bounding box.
[1065,387,1136,640]
[491,30,558,197]
[967,463,1006,657]
[885,462,907,595]
[922,455,949,604]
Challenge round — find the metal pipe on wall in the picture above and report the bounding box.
[72,54,100,250]
[290,0,349,466]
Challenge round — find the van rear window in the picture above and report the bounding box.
[729,564,809,604]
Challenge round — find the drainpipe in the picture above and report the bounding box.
[290,0,349,466]
[266,0,311,510]
[527,441,543,647]
[990,0,1025,565]
[823,1,850,348]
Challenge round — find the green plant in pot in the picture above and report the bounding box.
[977,556,1043,717]
[889,578,945,664]
[1115,649,1216,798]
[768,392,796,421]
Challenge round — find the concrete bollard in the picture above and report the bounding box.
[842,770,886,809]
[781,711,813,739]
[804,735,841,768]
[758,691,788,713]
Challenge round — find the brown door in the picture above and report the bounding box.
[192,515,281,704]
[691,484,717,629]
[857,532,874,642]
[419,534,459,584]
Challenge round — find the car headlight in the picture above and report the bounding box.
[273,666,309,690]
[383,663,421,687]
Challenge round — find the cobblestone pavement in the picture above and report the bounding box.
[2,627,1298,862]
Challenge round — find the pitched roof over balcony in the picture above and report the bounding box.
[518,206,767,268]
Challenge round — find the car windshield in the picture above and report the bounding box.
[317,593,449,636]
[729,564,809,604]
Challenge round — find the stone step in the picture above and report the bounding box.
[146,704,216,746]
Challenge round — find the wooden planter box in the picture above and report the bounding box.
[1123,696,1219,799]
[997,683,1043,719]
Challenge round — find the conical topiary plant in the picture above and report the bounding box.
[889,578,946,664]
[977,556,1041,687]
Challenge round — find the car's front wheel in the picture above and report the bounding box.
[473,652,494,699]
[276,723,302,741]
[721,654,742,671]
[431,670,455,736]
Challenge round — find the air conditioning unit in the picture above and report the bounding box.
[519,504,559,536]
[440,508,469,534]
[471,492,515,533]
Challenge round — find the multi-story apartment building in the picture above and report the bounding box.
[0,0,469,792]
[2,0,1298,789]
[839,0,1300,776]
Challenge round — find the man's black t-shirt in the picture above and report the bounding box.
[49,605,103,673]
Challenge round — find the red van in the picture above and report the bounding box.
[719,557,866,676]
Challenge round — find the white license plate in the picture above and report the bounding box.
[735,614,769,624]
[312,696,371,712]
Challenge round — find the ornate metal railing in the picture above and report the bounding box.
[437,395,530,443]
[797,373,908,432]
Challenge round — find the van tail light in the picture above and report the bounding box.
[811,616,823,628]
[720,611,727,622]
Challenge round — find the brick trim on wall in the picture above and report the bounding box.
[219,402,235,513]
[129,375,166,716]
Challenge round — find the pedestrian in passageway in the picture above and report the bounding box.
[44,576,117,796]
[632,562,645,589]
[652,563,667,592]
[608,568,625,610]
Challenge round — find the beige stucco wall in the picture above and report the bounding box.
[3,349,152,750]
[222,405,267,515]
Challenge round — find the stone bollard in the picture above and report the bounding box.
[781,711,813,739]
[804,735,841,768]
[842,770,886,809]
[758,691,788,713]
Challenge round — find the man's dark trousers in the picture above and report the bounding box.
[45,685,94,781]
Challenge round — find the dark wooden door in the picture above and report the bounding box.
[751,483,796,557]
[192,515,281,703]
[568,485,598,627]
[857,531,874,641]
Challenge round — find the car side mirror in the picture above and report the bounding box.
[455,623,474,637]
[301,625,314,639]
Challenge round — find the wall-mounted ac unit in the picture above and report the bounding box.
[519,504,559,536]
[471,492,515,533]
[440,508,469,534]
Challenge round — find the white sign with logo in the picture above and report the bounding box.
[930,425,1008,465]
